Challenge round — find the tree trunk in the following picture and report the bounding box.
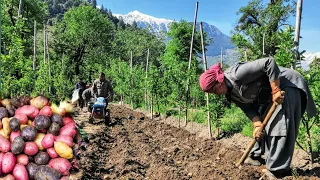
[74,44,86,75]
[18,0,23,17]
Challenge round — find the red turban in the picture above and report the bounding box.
[199,63,224,92]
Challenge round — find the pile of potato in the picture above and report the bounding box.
[0,95,79,180]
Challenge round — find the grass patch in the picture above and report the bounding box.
[241,121,254,137]
[219,105,249,135]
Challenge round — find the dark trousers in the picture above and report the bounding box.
[83,98,91,108]
[250,88,305,171]
[78,89,84,108]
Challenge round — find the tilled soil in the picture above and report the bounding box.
[71,104,320,180]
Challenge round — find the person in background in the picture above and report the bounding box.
[82,83,92,108]
[92,72,114,102]
[92,72,114,125]
[199,57,317,179]
[75,77,86,109]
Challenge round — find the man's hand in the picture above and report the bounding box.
[272,90,284,105]
[253,126,264,141]
[270,79,284,105]
[252,117,264,142]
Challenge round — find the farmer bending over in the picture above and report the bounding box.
[199,57,317,179]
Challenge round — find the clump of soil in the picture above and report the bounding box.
[71,104,320,180]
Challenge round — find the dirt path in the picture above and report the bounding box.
[70,104,320,180]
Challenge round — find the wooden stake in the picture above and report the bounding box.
[220,47,223,67]
[118,61,124,105]
[262,32,265,56]
[178,105,181,128]
[293,0,303,69]
[200,22,212,138]
[151,94,154,120]
[244,48,248,62]
[130,51,133,108]
[185,1,199,126]
[145,49,149,111]
[43,22,46,64]
[46,27,51,93]
[33,20,37,71]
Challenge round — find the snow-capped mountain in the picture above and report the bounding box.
[114,11,235,56]
[114,10,173,34]
[301,52,320,70]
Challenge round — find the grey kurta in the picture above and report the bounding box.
[224,57,317,171]
[92,79,114,99]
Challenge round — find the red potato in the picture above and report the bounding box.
[23,142,38,156]
[13,164,29,180]
[16,154,29,166]
[15,105,39,119]
[59,123,77,138]
[48,158,72,176]
[0,152,4,175]
[2,152,16,174]
[47,147,59,159]
[39,105,53,117]
[54,135,73,147]
[42,134,54,149]
[14,114,28,125]
[30,96,49,110]
[0,134,10,152]
[62,117,75,126]
[10,131,21,143]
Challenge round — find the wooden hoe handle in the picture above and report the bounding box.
[235,91,285,167]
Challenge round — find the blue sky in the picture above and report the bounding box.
[97,0,320,53]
